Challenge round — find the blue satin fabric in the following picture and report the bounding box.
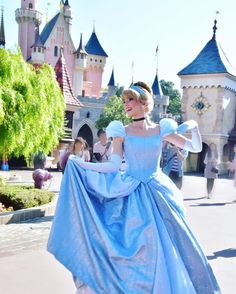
[48,119,221,294]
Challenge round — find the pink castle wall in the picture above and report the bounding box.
[21,0,38,10]
[43,22,74,82]
[85,66,103,97]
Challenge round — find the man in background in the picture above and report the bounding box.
[162,142,188,189]
[93,129,112,162]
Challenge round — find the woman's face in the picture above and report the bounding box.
[123,97,145,118]
[74,142,83,152]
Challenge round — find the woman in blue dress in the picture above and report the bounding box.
[47,81,221,293]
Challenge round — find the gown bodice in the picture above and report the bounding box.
[123,134,162,183]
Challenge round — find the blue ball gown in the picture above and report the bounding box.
[47,119,221,294]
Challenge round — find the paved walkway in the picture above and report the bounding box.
[0,171,235,293]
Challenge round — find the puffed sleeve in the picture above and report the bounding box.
[160,118,178,137]
[160,118,199,137]
[106,120,126,138]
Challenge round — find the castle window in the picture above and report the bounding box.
[34,47,36,52]
[38,48,41,53]
[82,90,85,97]
[95,59,97,62]
[54,46,58,56]
[90,58,92,61]
[29,3,33,9]
[100,59,102,63]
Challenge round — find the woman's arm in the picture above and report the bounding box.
[69,137,123,173]
[164,127,202,153]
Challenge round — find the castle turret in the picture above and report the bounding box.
[152,73,169,121]
[85,28,108,97]
[178,19,236,172]
[62,0,72,34]
[0,7,5,48]
[107,68,116,97]
[30,25,45,65]
[73,33,87,97]
[15,0,42,60]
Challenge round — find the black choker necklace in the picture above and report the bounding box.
[133,117,146,122]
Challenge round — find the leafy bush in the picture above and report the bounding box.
[0,185,54,211]
[0,48,65,159]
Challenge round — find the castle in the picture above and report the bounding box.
[1,2,235,173]
[13,0,115,153]
[12,0,169,152]
[15,0,109,99]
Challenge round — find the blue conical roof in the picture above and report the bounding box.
[152,74,162,95]
[85,31,108,57]
[178,22,236,77]
[108,69,115,86]
[40,13,60,44]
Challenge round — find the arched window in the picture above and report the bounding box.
[29,3,33,9]
[54,46,58,57]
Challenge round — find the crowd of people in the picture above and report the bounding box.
[57,128,113,174]
[56,125,236,199]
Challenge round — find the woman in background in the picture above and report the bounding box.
[204,143,220,198]
[228,144,236,189]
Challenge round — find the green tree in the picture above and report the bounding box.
[0,48,65,160]
[160,80,182,116]
[96,95,131,129]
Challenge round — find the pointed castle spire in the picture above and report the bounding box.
[0,7,6,48]
[85,28,108,57]
[212,19,217,40]
[75,33,87,56]
[31,25,45,48]
[55,48,82,107]
[152,74,162,96]
[178,17,236,77]
[108,68,115,87]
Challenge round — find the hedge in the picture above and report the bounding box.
[0,185,54,210]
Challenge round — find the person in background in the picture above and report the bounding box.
[228,144,236,189]
[204,142,220,198]
[61,138,90,172]
[33,151,46,170]
[162,142,188,189]
[93,129,112,162]
[83,141,91,162]
[60,142,74,173]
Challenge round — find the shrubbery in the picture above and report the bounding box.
[0,185,54,211]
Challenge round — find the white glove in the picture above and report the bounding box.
[184,127,202,153]
[69,154,122,173]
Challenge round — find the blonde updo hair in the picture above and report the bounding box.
[122,81,154,114]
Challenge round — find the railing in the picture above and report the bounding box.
[15,8,42,25]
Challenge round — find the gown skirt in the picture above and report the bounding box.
[48,119,221,293]
[47,160,221,294]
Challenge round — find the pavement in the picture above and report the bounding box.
[0,170,235,294]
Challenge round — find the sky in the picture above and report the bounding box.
[1,0,236,91]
